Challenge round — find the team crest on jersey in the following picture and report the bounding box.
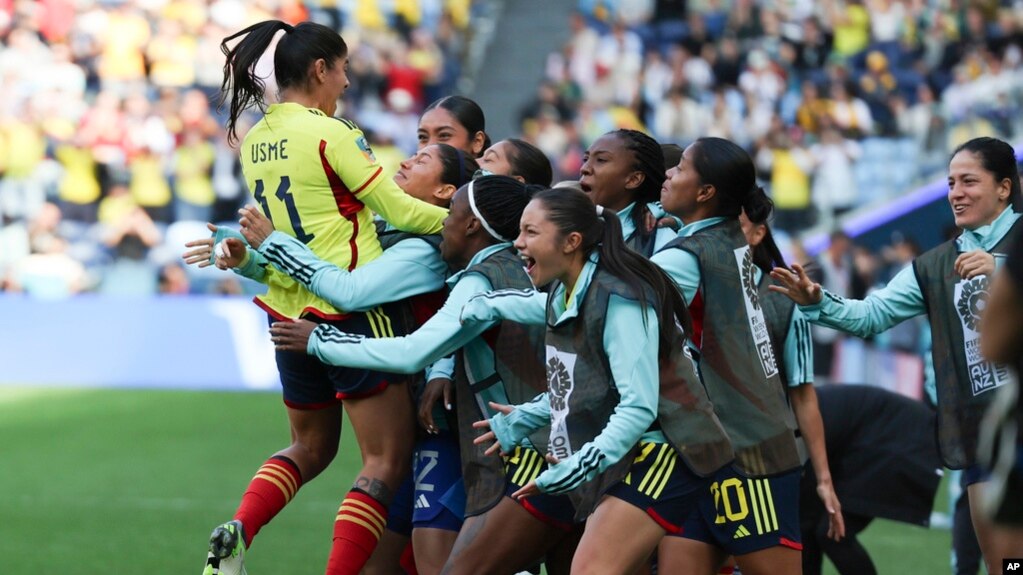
[955,275,987,331]
[546,346,577,461]
[953,275,1011,395]
[356,136,376,163]
[740,248,760,310]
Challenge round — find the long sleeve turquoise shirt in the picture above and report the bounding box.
[461,255,667,494]
[307,243,516,410]
[800,208,1021,337]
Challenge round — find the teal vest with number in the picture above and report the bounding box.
[664,219,801,476]
[912,217,1022,468]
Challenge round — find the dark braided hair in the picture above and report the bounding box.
[503,138,553,186]
[611,129,666,241]
[467,175,542,242]
[531,187,693,351]
[436,144,480,189]
[219,20,347,144]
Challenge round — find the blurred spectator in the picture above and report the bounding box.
[756,120,815,232]
[0,0,480,296]
[810,125,861,228]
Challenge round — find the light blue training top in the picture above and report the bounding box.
[307,243,516,411]
[226,224,455,381]
[460,254,666,494]
[799,208,1021,337]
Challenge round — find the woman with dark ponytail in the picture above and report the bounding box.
[461,187,732,573]
[418,95,490,157]
[651,137,804,575]
[201,20,450,575]
[270,176,582,575]
[771,136,1023,574]
[578,129,677,257]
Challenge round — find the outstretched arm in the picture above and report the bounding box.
[271,274,494,374]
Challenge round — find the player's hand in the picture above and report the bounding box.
[471,402,515,457]
[239,205,275,248]
[214,237,248,270]
[182,223,218,268]
[511,479,541,500]
[954,249,994,279]
[817,479,845,541]
[419,378,453,434]
[269,319,316,352]
[657,216,680,231]
[769,263,824,305]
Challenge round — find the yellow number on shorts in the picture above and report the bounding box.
[710,478,750,524]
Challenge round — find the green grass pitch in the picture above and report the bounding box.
[0,386,952,574]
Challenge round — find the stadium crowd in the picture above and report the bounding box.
[0,0,479,297]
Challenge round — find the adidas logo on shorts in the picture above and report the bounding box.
[414,494,431,510]
[733,525,751,539]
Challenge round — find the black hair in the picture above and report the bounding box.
[952,136,1023,212]
[691,137,788,271]
[468,175,541,242]
[610,129,666,244]
[219,20,347,144]
[531,188,693,353]
[424,95,490,157]
[749,221,788,273]
[661,143,684,171]
[503,138,553,186]
[436,143,480,189]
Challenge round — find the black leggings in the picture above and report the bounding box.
[802,512,875,575]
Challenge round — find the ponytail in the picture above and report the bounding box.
[532,189,694,352]
[219,20,347,144]
[743,187,788,273]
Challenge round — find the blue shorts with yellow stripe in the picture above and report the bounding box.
[504,446,576,531]
[670,464,803,555]
[605,441,709,533]
[274,301,411,408]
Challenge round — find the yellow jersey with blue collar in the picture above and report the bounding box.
[241,102,446,319]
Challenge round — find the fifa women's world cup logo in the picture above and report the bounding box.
[955,275,988,331]
[545,348,577,461]
[741,248,760,310]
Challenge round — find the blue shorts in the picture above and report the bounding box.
[672,465,803,555]
[412,431,465,532]
[962,463,990,487]
[605,442,709,534]
[273,302,410,408]
[387,473,415,537]
[504,446,576,531]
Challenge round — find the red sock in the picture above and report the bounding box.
[399,540,418,575]
[233,456,303,547]
[325,489,388,575]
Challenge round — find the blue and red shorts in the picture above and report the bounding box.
[504,446,576,531]
[670,464,803,555]
[272,301,410,408]
[605,441,709,533]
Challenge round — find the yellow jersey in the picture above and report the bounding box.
[241,102,447,319]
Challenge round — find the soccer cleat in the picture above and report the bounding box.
[205,520,247,575]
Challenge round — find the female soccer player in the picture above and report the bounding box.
[770,137,1023,574]
[476,138,554,186]
[578,129,677,257]
[650,137,804,575]
[462,188,734,573]
[188,143,476,574]
[269,176,582,575]
[418,95,489,157]
[200,20,449,575]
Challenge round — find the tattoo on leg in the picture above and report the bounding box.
[353,476,393,505]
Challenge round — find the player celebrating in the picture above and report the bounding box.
[771,137,1023,575]
[201,20,448,575]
